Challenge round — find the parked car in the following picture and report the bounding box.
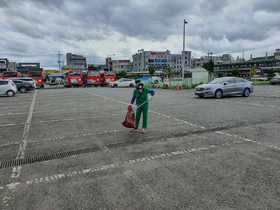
[270,76,280,85]
[10,77,36,88]
[12,80,35,93]
[109,79,135,88]
[195,77,254,99]
[0,79,17,97]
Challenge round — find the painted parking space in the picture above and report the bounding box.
[1,86,280,209]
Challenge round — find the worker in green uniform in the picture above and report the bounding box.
[128,80,155,134]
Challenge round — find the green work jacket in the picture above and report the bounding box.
[132,87,152,108]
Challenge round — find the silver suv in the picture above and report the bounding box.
[0,79,17,97]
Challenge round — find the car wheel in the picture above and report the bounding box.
[129,83,134,87]
[271,83,275,85]
[113,84,118,88]
[199,96,204,98]
[6,90,15,97]
[20,87,27,93]
[243,88,250,97]
[215,89,223,99]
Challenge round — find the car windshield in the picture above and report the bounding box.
[208,78,227,84]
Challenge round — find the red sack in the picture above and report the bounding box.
[121,106,136,128]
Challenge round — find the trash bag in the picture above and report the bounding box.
[121,105,136,128]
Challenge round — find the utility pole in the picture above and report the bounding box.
[207,52,213,61]
[182,19,188,80]
[57,51,63,72]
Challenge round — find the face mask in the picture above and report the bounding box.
[137,85,143,93]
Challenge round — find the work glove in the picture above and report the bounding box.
[128,104,132,108]
[148,95,153,101]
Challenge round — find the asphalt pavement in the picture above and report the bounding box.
[0,85,280,209]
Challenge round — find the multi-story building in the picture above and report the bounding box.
[66,53,87,70]
[0,58,9,73]
[132,49,192,74]
[8,62,17,71]
[132,49,171,72]
[97,65,110,71]
[170,51,191,73]
[17,63,43,77]
[214,50,280,77]
[112,60,133,73]
[192,54,240,68]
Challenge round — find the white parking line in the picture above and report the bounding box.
[0,139,244,190]
[223,100,280,109]
[215,131,280,150]
[78,90,206,129]
[2,90,37,208]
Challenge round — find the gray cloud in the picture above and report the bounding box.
[1,0,280,69]
[253,0,280,13]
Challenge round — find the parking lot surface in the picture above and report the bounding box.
[0,85,280,209]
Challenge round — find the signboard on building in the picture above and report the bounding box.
[44,70,59,75]
[148,55,167,59]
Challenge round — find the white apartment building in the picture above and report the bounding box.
[112,60,133,73]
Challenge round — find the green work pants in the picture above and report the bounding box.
[135,106,149,129]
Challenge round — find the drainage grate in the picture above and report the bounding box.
[0,146,101,169]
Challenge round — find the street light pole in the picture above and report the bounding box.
[107,54,115,71]
[182,19,188,80]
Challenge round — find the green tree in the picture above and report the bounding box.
[44,75,49,83]
[88,65,98,70]
[277,69,280,74]
[268,70,275,76]
[148,65,156,76]
[268,70,275,80]
[202,60,214,79]
[165,66,172,78]
[116,71,127,79]
[251,66,257,76]
[232,69,240,76]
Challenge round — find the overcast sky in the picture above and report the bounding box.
[1,0,280,70]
